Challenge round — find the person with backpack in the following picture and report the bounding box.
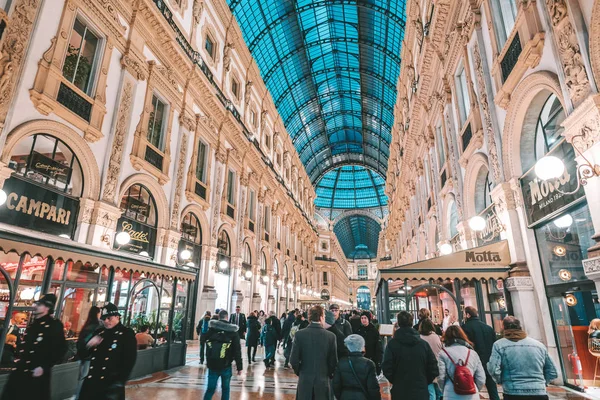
[333,334,381,400]
[382,311,438,399]
[283,311,308,368]
[487,316,557,400]
[260,317,278,368]
[201,310,243,400]
[461,306,499,400]
[246,311,261,363]
[438,325,485,400]
[196,311,211,364]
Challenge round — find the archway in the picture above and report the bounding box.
[215,230,232,311]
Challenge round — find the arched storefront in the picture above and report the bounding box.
[509,80,594,390]
[115,184,158,257]
[0,134,84,239]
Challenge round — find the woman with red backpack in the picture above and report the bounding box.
[438,326,485,400]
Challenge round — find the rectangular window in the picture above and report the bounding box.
[358,265,368,280]
[276,152,281,166]
[205,35,214,59]
[147,94,167,150]
[231,78,239,99]
[63,18,100,95]
[490,0,518,50]
[248,190,256,221]
[456,67,471,125]
[323,271,328,284]
[265,134,271,150]
[251,110,256,127]
[436,125,446,168]
[264,206,270,233]
[227,170,235,205]
[195,141,207,182]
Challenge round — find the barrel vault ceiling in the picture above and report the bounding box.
[227,0,406,259]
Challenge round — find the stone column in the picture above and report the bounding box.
[505,274,543,340]
[197,246,219,314]
[230,256,243,312]
[158,229,182,267]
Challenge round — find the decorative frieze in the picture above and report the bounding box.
[169,134,189,230]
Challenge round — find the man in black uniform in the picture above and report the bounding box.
[1,294,66,400]
[78,303,137,400]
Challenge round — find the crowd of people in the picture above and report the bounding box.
[0,297,564,400]
[198,303,560,400]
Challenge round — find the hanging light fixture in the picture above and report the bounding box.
[468,216,486,232]
[0,189,6,206]
[115,231,131,245]
[534,156,565,181]
[245,270,253,279]
[179,249,192,260]
[439,243,453,255]
[219,260,228,270]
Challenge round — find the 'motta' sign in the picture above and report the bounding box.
[520,141,584,227]
[465,250,502,263]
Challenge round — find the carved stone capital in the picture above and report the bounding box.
[562,93,600,153]
[505,276,534,292]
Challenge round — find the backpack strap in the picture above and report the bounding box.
[347,358,369,397]
[464,349,471,365]
[442,348,457,366]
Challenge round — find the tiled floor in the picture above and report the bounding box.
[125,342,597,399]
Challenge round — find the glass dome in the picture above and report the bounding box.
[315,165,387,210]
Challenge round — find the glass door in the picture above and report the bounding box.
[549,289,600,391]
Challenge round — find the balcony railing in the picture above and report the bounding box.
[501,33,522,82]
[57,82,92,122]
[151,0,316,232]
[226,204,235,219]
[440,170,447,188]
[144,145,164,170]
[194,181,207,200]
[461,123,473,153]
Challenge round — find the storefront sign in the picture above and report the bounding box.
[476,206,502,246]
[0,176,78,237]
[520,142,585,227]
[114,217,156,257]
[320,289,330,301]
[28,152,71,183]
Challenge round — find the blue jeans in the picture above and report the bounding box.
[203,366,233,400]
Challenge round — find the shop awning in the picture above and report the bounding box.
[0,224,197,281]
[378,240,511,282]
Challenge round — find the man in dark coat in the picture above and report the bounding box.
[202,310,243,400]
[1,294,65,400]
[382,311,438,400]
[461,306,500,400]
[290,305,338,400]
[268,311,282,341]
[329,304,352,337]
[349,310,361,333]
[324,310,349,360]
[356,311,382,374]
[281,311,295,349]
[229,305,247,340]
[78,302,137,400]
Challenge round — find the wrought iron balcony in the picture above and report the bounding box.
[57,82,92,122]
[144,145,164,170]
[500,33,522,82]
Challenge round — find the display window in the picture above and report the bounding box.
[114,184,158,257]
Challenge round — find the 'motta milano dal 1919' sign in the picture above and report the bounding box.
[520,141,585,227]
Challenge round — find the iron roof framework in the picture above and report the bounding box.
[229,0,406,258]
[333,214,381,259]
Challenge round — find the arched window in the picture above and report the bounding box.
[1,134,84,238]
[475,169,493,214]
[534,93,565,162]
[8,134,84,196]
[521,93,566,172]
[115,184,158,257]
[178,212,202,268]
[273,259,279,276]
[448,200,458,238]
[216,230,231,275]
[243,242,252,265]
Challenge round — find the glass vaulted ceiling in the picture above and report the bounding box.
[228,0,406,259]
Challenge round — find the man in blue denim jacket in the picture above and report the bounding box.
[487,316,558,400]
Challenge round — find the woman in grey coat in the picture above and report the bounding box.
[438,326,485,400]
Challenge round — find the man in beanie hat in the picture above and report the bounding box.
[356,311,382,374]
[2,294,66,400]
[328,304,352,338]
[323,310,348,360]
[78,303,137,400]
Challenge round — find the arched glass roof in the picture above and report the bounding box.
[227,0,406,186]
[228,0,406,259]
[314,166,387,211]
[333,214,381,259]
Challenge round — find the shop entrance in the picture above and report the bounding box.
[406,283,462,328]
